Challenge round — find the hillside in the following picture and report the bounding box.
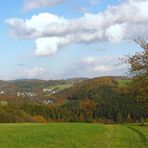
[0,80,17,95]
[8,78,88,90]
[47,76,145,122]
[0,77,126,95]
[0,76,146,123]
[58,76,126,100]
[0,78,88,97]
[9,79,48,90]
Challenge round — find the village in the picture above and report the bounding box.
[0,87,58,104]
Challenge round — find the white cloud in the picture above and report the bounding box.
[0,56,128,80]
[22,0,64,11]
[82,56,96,64]
[60,56,128,78]
[105,24,126,42]
[81,56,128,73]
[93,65,112,72]
[24,67,46,78]
[34,37,68,56]
[5,13,68,39]
[25,13,67,32]
[6,0,148,56]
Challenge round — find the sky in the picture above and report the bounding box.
[0,0,148,80]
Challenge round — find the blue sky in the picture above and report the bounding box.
[0,0,147,80]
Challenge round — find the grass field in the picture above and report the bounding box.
[118,79,132,87]
[0,123,147,148]
[48,84,73,91]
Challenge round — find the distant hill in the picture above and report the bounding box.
[9,79,47,90]
[0,78,88,96]
[9,78,88,90]
[0,76,129,97]
[56,76,130,101]
[0,80,17,95]
[58,76,117,99]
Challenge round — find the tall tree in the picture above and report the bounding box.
[126,38,148,106]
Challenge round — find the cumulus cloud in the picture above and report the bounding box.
[6,0,148,56]
[22,0,64,11]
[24,67,46,78]
[5,13,68,39]
[105,24,126,42]
[34,37,68,56]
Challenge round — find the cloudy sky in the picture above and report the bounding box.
[0,0,148,80]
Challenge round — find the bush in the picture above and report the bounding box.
[33,115,47,123]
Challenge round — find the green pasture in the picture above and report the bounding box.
[0,123,147,148]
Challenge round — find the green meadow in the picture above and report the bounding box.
[118,79,132,87]
[48,83,73,91]
[0,123,147,148]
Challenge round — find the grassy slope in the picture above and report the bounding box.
[0,123,147,148]
[118,79,132,87]
[48,84,73,91]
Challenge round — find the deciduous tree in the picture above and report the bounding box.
[126,38,148,106]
